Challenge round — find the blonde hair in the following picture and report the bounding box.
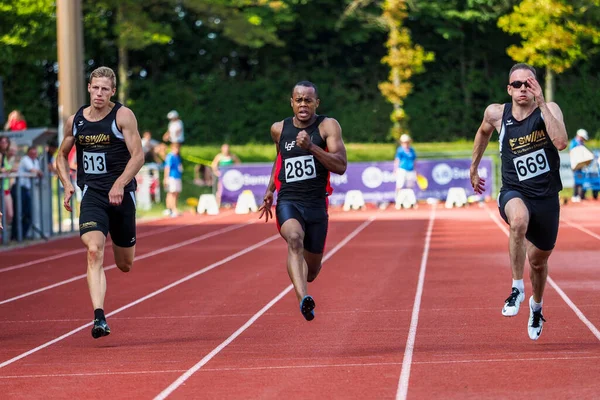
[89,66,117,88]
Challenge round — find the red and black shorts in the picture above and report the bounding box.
[79,186,137,247]
[276,200,328,254]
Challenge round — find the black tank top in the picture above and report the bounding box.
[73,102,136,192]
[499,103,562,197]
[275,115,332,204]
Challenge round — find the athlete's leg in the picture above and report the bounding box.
[280,219,308,302]
[81,231,108,310]
[504,197,529,281]
[113,244,135,272]
[305,251,324,282]
[526,242,551,303]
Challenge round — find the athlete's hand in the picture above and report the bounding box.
[470,170,485,194]
[258,190,274,222]
[296,130,313,151]
[526,76,545,106]
[109,182,125,206]
[63,184,75,212]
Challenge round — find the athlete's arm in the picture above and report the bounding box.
[298,118,347,175]
[526,76,567,151]
[56,115,76,212]
[470,103,502,194]
[258,121,283,222]
[110,107,144,206]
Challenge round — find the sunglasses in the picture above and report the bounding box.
[509,80,530,89]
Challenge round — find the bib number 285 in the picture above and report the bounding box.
[284,155,316,183]
[83,152,107,174]
[513,149,549,181]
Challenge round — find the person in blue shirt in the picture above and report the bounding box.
[163,142,183,216]
[394,134,417,196]
[569,129,589,202]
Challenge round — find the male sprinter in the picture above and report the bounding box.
[56,66,144,338]
[259,81,347,321]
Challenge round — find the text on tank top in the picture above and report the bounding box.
[275,115,332,203]
[73,102,136,192]
[499,103,562,197]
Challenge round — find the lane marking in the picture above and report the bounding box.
[396,205,436,400]
[483,204,600,341]
[0,212,233,273]
[154,217,376,400]
[0,222,251,305]
[0,232,280,369]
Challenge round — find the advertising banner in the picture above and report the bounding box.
[220,158,493,206]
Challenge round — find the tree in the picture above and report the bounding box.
[498,0,600,101]
[342,0,433,139]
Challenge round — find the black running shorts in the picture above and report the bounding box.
[275,200,328,254]
[498,190,560,251]
[79,186,137,247]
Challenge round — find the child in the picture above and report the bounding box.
[163,143,183,217]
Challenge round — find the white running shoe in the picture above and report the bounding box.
[528,296,546,341]
[502,287,525,316]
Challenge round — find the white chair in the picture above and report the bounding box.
[395,189,417,209]
[445,187,468,208]
[343,190,365,211]
[235,190,258,214]
[197,194,219,215]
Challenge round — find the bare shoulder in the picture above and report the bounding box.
[116,105,137,122]
[546,101,563,115]
[484,103,504,124]
[64,114,75,135]
[321,117,342,136]
[270,120,284,142]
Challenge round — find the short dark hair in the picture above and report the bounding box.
[508,63,536,81]
[292,81,319,98]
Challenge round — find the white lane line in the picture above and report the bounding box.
[561,217,600,241]
[483,204,600,341]
[0,222,250,305]
[154,217,376,400]
[0,233,280,369]
[0,212,232,273]
[396,205,436,400]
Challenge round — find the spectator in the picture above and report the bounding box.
[44,139,59,174]
[3,110,28,131]
[1,139,18,228]
[163,142,183,217]
[394,134,418,196]
[141,130,160,164]
[163,110,185,145]
[211,143,241,206]
[11,146,42,240]
[194,164,213,187]
[569,128,589,202]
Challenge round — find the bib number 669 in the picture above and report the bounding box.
[513,149,549,181]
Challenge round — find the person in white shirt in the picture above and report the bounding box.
[163,110,185,144]
[12,146,43,240]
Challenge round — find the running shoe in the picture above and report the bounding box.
[527,296,546,341]
[300,295,315,322]
[91,319,111,339]
[502,287,524,316]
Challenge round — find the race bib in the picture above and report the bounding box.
[284,155,316,183]
[513,149,549,181]
[83,151,107,174]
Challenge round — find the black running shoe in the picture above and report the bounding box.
[91,319,111,339]
[300,295,315,322]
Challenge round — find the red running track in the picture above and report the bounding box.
[0,202,600,399]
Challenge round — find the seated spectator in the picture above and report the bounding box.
[141,130,160,164]
[193,164,213,187]
[4,110,28,131]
